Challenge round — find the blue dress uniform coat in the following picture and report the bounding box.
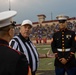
[0,39,28,75]
[51,29,76,69]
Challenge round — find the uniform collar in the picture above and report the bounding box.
[0,38,8,45]
[60,28,67,31]
[19,33,30,41]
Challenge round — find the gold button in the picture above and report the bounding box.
[62,49,65,51]
[62,32,64,34]
[62,38,64,39]
[62,44,64,46]
[62,47,64,49]
[62,41,64,42]
[62,35,64,36]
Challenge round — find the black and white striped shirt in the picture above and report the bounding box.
[9,33,39,72]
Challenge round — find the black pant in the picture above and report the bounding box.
[55,67,76,75]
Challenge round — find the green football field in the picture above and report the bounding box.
[36,44,55,70]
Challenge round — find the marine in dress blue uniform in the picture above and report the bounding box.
[0,11,29,75]
[51,15,76,75]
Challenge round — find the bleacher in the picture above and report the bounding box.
[14,21,76,44]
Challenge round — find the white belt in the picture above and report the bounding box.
[57,48,70,52]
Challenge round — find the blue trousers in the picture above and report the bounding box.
[55,67,76,75]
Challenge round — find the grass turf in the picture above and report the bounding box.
[36,44,55,70]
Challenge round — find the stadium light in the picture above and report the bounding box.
[9,0,11,10]
[9,0,14,10]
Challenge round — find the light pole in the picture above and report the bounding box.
[51,12,53,20]
[9,0,11,10]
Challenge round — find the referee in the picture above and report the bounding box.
[9,20,39,75]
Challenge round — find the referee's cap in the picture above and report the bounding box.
[0,10,17,28]
[21,20,32,27]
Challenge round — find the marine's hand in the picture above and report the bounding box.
[60,58,67,64]
[54,53,58,57]
[28,66,32,75]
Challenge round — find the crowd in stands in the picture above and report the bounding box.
[29,21,76,44]
[14,21,76,44]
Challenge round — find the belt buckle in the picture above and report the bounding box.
[62,49,65,52]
